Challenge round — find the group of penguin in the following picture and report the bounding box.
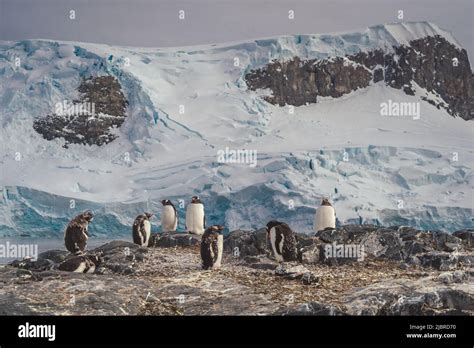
[63,196,336,272]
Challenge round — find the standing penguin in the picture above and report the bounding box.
[266,221,298,262]
[313,198,336,233]
[132,212,153,247]
[64,211,94,254]
[200,225,224,270]
[161,199,178,232]
[185,196,205,235]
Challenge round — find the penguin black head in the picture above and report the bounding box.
[206,225,224,234]
[161,199,172,206]
[266,220,283,233]
[144,212,153,219]
[191,196,201,204]
[321,198,332,206]
[82,210,94,222]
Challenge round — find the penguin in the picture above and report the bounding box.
[64,211,94,254]
[313,198,336,233]
[58,254,102,273]
[161,199,178,232]
[132,212,153,247]
[266,220,298,262]
[200,225,224,270]
[185,196,205,235]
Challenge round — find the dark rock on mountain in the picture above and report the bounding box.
[33,75,128,147]
[246,35,473,120]
[245,56,372,106]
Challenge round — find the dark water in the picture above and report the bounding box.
[0,238,120,264]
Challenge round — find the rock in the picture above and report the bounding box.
[1,231,473,316]
[298,244,321,264]
[315,228,347,243]
[417,251,455,270]
[224,229,268,257]
[301,272,320,285]
[278,302,345,316]
[33,76,128,147]
[252,228,269,251]
[246,36,473,120]
[294,233,315,249]
[275,264,310,279]
[319,242,364,266]
[343,276,474,315]
[360,227,428,261]
[453,230,473,247]
[246,56,372,106]
[37,250,70,263]
[9,257,56,272]
[94,240,140,253]
[149,232,201,248]
[437,271,470,284]
[432,231,463,252]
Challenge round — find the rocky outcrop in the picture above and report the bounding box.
[245,56,372,105]
[33,75,128,147]
[2,225,472,315]
[226,224,473,270]
[279,270,473,315]
[246,36,473,120]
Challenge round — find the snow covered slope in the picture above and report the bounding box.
[0,22,472,237]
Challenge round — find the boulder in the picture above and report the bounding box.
[432,231,463,252]
[453,230,473,247]
[298,244,321,264]
[149,232,201,248]
[277,302,345,316]
[224,229,268,257]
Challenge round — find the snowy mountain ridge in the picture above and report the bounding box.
[0,21,472,237]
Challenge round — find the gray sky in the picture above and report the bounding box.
[1,0,473,59]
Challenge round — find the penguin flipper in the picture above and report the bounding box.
[211,235,219,264]
[203,215,206,229]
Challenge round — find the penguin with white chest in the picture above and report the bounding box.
[161,199,178,232]
[200,225,224,270]
[132,212,153,247]
[266,220,298,262]
[314,198,336,233]
[185,196,206,235]
[58,254,102,273]
[64,211,94,254]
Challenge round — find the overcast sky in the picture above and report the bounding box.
[1,0,473,59]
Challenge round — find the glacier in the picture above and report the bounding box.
[0,21,473,238]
